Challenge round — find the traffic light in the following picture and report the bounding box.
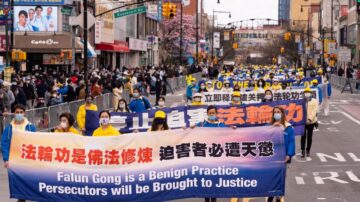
[284,32,291,41]
[11,50,26,61]
[162,3,170,18]
[169,3,176,18]
[232,42,238,49]
[280,47,285,54]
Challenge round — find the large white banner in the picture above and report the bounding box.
[202,89,319,105]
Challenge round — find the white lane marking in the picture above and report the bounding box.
[329,110,360,125]
[340,111,360,125]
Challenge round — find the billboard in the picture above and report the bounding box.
[14,0,64,5]
[14,6,58,32]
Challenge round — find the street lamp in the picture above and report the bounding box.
[211,10,231,65]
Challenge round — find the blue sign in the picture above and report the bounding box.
[14,0,65,5]
[86,99,306,136]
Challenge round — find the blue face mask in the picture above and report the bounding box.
[208,115,217,121]
[133,93,139,98]
[274,113,282,121]
[15,114,24,122]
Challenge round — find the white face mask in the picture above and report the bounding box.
[60,121,68,129]
[200,85,206,89]
[233,97,241,102]
[304,93,312,98]
[99,118,110,125]
[158,101,165,106]
[119,103,125,109]
[265,94,272,100]
[194,97,201,102]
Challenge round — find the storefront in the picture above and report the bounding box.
[95,40,130,70]
[128,37,148,67]
[14,33,73,72]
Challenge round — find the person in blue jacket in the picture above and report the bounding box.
[1,104,36,168]
[195,106,237,128]
[186,78,198,102]
[311,79,323,104]
[267,106,295,202]
[129,88,151,113]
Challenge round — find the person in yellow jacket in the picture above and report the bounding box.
[93,110,121,136]
[186,73,194,86]
[271,78,282,91]
[54,112,80,135]
[148,110,170,132]
[301,87,319,158]
[191,93,204,106]
[77,95,98,132]
[232,91,242,105]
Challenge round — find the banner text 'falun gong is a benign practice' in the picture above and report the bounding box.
[8,127,286,201]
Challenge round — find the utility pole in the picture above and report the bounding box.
[211,9,214,64]
[195,0,199,65]
[179,2,183,65]
[330,0,334,40]
[10,0,14,68]
[83,0,88,92]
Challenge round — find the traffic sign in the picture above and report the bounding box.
[338,47,351,62]
[114,6,146,18]
[69,11,96,29]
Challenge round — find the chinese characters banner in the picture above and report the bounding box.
[213,76,322,90]
[8,127,286,201]
[86,99,306,135]
[202,88,319,105]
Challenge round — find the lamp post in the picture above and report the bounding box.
[211,9,231,65]
[301,4,321,67]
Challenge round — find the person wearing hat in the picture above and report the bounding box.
[271,78,281,91]
[206,81,214,92]
[93,110,121,136]
[221,80,233,92]
[186,78,198,102]
[232,91,242,105]
[301,87,318,158]
[311,79,322,104]
[1,104,36,168]
[148,110,170,132]
[191,93,204,106]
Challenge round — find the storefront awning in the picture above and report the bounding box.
[95,43,130,53]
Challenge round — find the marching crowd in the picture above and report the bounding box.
[1,63,334,202]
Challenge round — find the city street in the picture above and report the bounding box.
[1,88,360,202]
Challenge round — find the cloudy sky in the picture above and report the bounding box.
[204,0,278,26]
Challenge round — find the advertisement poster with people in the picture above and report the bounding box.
[14,6,58,32]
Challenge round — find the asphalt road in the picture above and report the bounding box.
[1,88,360,202]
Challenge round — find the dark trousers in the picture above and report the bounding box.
[205,198,216,202]
[301,124,315,152]
[267,197,281,202]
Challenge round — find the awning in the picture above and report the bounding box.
[76,37,97,58]
[95,43,130,53]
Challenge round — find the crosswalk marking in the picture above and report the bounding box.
[230,197,285,202]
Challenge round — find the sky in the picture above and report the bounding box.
[204,0,278,26]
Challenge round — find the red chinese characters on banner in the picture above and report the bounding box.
[217,103,303,125]
[20,144,153,166]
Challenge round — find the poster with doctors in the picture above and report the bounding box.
[14,6,58,32]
